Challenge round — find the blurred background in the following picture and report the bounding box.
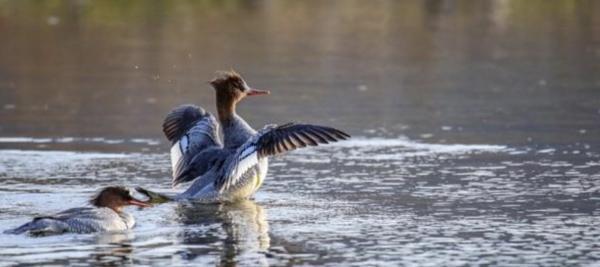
[1,0,598,150]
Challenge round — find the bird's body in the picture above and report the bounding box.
[162,71,349,202]
[177,156,268,202]
[221,113,257,149]
[5,207,135,235]
[4,187,151,236]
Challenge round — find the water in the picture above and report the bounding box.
[1,0,599,266]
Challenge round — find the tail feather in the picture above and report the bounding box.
[4,219,67,236]
[4,221,37,235]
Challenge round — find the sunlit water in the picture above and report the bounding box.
[1,0,600,266]
[1,137,599,266]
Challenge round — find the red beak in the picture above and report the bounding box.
[128,199,153,208]
[246,88,270,96]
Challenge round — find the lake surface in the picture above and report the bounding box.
[1,1,599,266]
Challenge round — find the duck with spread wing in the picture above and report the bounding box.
[147,71,349,203]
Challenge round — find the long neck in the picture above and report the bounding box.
[215,92,256,148]
[216,92,237,123]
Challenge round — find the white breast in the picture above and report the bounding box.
[253,158,269,193]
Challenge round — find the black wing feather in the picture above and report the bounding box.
[162,105,207,143]
[256,123,350,158]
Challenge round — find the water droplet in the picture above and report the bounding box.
[47,16,60,26]
[420,133,433,139]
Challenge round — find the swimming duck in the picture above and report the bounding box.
[162,71,349,202]
[4,186,152,236]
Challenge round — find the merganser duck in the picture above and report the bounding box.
[160,71,349,202]
[4,186,152,236]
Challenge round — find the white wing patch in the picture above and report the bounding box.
[170,139,184,177]
[222,145,259,192]
[179,135,189,153]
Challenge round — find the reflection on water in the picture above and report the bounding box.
[1,0,599,266]
[91,233,135,266]
[174,200,270,266]
[0,229,136,266]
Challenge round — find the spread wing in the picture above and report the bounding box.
[215,123,350,191]
[163,105,224,186]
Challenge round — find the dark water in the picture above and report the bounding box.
[1,1,599,266]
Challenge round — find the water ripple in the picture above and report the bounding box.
[0,137,598,266]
